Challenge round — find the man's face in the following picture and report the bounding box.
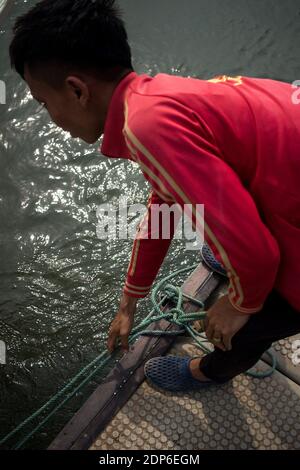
[24,65,104,144]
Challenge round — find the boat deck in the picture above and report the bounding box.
[49,263,300,450]
[89,335,300,450]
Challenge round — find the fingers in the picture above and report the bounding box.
[205,321,214,342]
[209,330,230,352]
[120,322,130,352]
[206,322,223,347]
[107,328,118,353]
[120,331,129,352]
[213,337,227,352]
[222,333,232,351]
[205,321,227,352]
[107,322,130,354]
[212,328,226,351]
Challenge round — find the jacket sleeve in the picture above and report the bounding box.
[123,95,281,313]
[123,189,180,298]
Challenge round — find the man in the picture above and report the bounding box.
[9,0,300,392]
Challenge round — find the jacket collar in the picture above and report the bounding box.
[100,71,138,159]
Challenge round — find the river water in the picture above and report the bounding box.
[0,0,300,449]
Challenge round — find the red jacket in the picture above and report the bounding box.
[101,71,300,313]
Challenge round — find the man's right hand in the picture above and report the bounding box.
[107,293,138,353]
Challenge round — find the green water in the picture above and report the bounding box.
[0,0,300,449]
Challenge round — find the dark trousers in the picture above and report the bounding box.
[200,290,300,383]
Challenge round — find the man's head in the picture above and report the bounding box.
[9,0,133,143]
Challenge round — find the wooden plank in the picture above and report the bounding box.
[48,264,224,450]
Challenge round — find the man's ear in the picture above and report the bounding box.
[65,76,89,106]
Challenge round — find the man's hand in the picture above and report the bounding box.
[205,294,252,351]
[107,293,138,353]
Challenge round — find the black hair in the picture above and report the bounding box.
[9,0,133,86]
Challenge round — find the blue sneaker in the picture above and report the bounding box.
[144,355,214,392]
[200,244,227,277]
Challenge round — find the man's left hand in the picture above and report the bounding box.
[205,294,252,351]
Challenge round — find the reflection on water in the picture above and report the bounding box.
[0,1,7,14]
[0,0,300,449]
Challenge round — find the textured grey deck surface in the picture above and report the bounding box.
[90,337,300,450]
[262,334,300,386]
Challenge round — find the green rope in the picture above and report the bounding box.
[0,263,276,449]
